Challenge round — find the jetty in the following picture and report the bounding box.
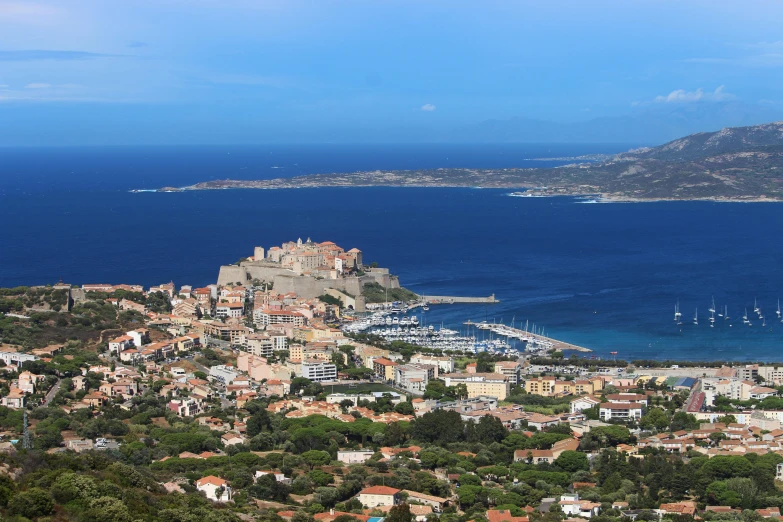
[422,294,498,304]
[464,320,591,353]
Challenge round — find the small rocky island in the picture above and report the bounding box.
[155,121,783,201]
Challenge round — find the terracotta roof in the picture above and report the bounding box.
[600,402,643,410]
[196,475,227,487]
[359,485,400,495]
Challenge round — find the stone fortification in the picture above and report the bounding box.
[216,262,399,299]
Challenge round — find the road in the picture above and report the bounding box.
[44,378,62,406]
[186,357,235,409]
[683,380,705,413]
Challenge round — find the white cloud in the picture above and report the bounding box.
[654,85,734,103]
[25,82,51,89]
[421,103,436,112]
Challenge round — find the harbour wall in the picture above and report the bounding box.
[422,294,498,304]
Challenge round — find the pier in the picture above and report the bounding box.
[463,320,592,353]
[422,294,498,304]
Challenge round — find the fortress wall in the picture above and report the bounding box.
[216,266,248,286]
[216,263,402,300]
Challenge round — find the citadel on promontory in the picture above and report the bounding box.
[217,238,400,308]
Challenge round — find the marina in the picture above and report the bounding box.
[463,320,593,353]
[343,305,515,354]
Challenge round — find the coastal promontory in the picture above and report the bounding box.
[157,121,783,201]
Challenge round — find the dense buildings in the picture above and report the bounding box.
[9,245,783,522]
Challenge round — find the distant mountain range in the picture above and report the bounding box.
[171,120,783,201]
[449,101,783,145]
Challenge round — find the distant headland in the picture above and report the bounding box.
[143,121,783,202]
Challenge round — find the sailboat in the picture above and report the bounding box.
[693,308,698,325]
[743,309,750,325]
[709,297,716,314]
[754,298,760,315]
[724,305,730,320]
[777,300,781,318]
[710,308,715,327]
[674,301,682,321]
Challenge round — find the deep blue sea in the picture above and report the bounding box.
[3,143,783,362]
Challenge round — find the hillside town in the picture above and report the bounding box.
[3,241,783,521]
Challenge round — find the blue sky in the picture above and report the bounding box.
[2,0,783,144]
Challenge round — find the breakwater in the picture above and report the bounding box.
[464,321,592,353]
[422,294,498,304]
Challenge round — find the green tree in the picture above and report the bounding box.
[7,487,54,519]
[555,450,590,473]
[394,401,415,415]
[468,414,508,443]
[411,410,465,444]
[83,496,133,522]
[639,408,669,430]
[302,450,332,469]
[670,411,699,431]
[386,503,414,522]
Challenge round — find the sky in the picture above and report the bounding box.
[2,0,783,144]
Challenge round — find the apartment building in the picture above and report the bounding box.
[410,353,454,375]
[444,373,510,400]
[215,302,244,319]
[395,363,436,392]
[253,308,306,327]
[599,402,643,421]
[244,333,275,357]
[373,357,398,381]
[493,361,522,385]
[301,360,337,382]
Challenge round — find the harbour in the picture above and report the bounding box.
[464,320,593,353]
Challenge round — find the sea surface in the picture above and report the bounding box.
[3,143,783,362]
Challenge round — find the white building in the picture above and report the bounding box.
[358,486,400,508]
[215,302,244,319]
[168,398,201,417]
[196,476,232,502]
[410,353,454,375]
[0,349,37,367]
[209,365,239,386]
[599,402,643,421]
[268,331,288,351]
[570,396,601,413]
[395,363,435,392]
[253,309,306,327]
[127,329,149,347]
[337,449,375,464]
[255,470,291,484]
[559,493,601,518]
[108,335,134,355]
[301,361,337,382]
